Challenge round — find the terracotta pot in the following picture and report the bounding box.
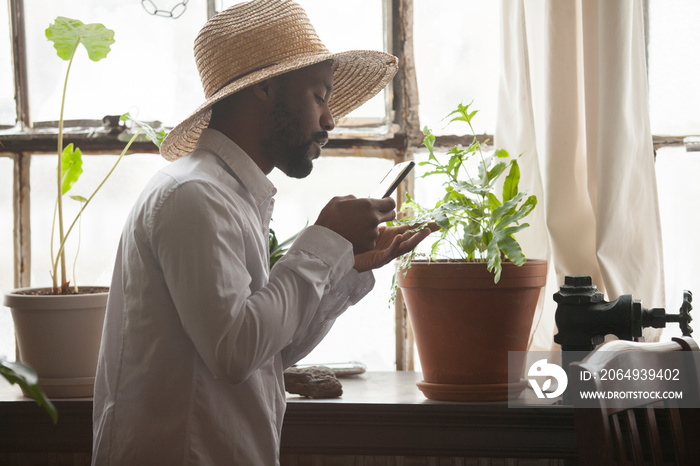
[3,288,108,398]
[398,260,547,401]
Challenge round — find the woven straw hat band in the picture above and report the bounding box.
[195,0,329,98]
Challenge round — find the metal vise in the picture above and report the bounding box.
[553,275,693,352]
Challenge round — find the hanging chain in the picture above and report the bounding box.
[141,0,190,19]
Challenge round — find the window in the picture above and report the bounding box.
[22,0,208,126]
[0,2,13,125]
[4,0,693,369]
[0,157,13,360]
[648,0,700,136]
[649,0,700,339]
[27,154,169,288]
[414,0,499,135]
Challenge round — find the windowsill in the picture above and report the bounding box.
[0,122,406,157]
[0,371,576,459]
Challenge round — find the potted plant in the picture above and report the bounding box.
[394,102,547,401]
[2,17,163,398]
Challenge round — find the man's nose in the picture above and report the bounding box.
[322,106,335,132]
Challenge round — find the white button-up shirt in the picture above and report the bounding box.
[92,129,374,465]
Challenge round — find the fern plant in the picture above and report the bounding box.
[394,102,537,283]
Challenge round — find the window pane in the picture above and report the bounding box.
[648,0,700,135]
[269,157,397,370]
[24,0,207,127]
[0,2,15,126]
[221,0,387,121]
[656,146,699,338]
[0,157,15,360]
[29,153,168,289]
[414,0,500,135]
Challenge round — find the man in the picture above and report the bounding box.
[92,1,433,464]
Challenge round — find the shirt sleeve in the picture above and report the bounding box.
[149,181,360,385]
[276,227,376,368]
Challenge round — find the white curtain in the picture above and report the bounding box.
[496,0,665,351]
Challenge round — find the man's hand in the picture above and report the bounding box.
[353,223,439,273]
[315,196,397,255]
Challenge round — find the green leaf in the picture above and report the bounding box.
[61,143,83,195]
[443,190,470,207]
[502,160,520,202]
[487,161,507,184]
[70,195,88,203]
[498,195,537,228]
[0,359,37,384]
[492,192,528,223]
[1,360,57,424]
[498,223,530,238]
[448,102,478,126]
[422,127,436,158]
[121,113,166,148]
[432,208,451,229]
[429,238,441,260]
[456,181,491,197]
[459,222,480,258]
[497,234,526,266]
[46,17,115,62]
[269,224,307,269]
[494,148,510,158]
[486,239,502,283]
[487,193,501,210]
[420,168,445,178]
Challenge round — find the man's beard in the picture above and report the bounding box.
[280,139,316,179]
[267,95,326,179]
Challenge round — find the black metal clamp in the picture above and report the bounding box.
[553,275,692,353]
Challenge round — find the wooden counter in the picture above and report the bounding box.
[0,371,576,462]
[283,371,576,459]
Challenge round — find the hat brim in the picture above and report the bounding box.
[160,50,398,161]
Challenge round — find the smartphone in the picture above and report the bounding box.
[371,160,415,198]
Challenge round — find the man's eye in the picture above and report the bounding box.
[315,95,325,104]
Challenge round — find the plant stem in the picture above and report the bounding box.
[52,128,142,276]
[465,121,492,241]
[50,198,57,283]
[72,201,84,293]
[53,38,79,293]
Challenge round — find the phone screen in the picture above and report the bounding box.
[371,161,415,198]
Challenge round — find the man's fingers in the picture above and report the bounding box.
[373,196,396,212]
[372,197,397,224]
[352,223,437,272]
[409,221,440,233]
[315,196,398,255]
[395,228,431,255]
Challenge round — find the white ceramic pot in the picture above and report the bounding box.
[3,288,108,398]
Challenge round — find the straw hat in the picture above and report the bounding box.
[160,0,399,161]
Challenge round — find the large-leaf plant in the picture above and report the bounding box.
[46,17,164,294]
[394,102,537,283]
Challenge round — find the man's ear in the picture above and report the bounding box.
[252,79,273,102]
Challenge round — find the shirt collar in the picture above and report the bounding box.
[196,128,277,205]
